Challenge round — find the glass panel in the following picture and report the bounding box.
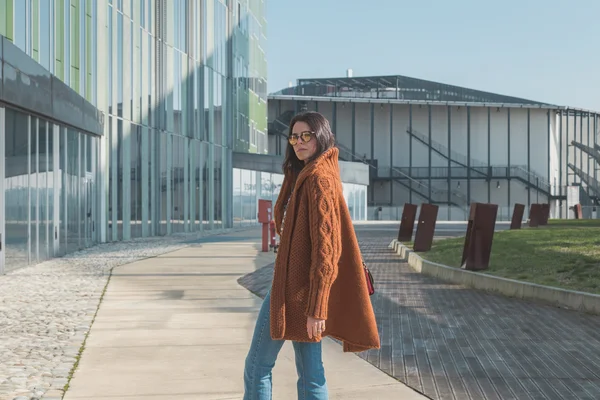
[184,137,189,231]
[170,135,176,231]
[131,125,141,238]
[221,147,228,228]
[117,12,123,117]
[64,0,71,85]
[173,52,181,134]
[176,136,184,232]
[66,128,79,253]
[59,127,67,255]
[40,0,51,70]
[40,121,51,261]
[5,109,29,270]
[214,72,222,146]
[79,133,85,248]
[150,128,158,236]
[126,17,133,121]
[108,7,113,114]
[159,132,167,235]
[233,168,241,227]
[147,32,153,126]
[107,117,113,242]
[141,0,145,28]
[204,66,209,142]
[241,169,253,224]
[122,120,130,239]
[116,119,123,240]
[188,138,194,231]
[30,118,39,263]
[146,127,152,236]
[213,145,221,229]
[202,142,209,229]
[194,140,201,231]
[180,0,187,52]
[86,135,94,247]
[14,0,27,52]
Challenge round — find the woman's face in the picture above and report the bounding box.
[290,121,318,163]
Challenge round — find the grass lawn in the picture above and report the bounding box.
[407,219,600,295]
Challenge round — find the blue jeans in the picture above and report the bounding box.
[243,291,328,400]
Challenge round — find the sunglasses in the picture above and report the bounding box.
[288,131,313,145]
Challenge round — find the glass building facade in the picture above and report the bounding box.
[232,168,368,226]
[232,0,267,154]
[0,0,267,273]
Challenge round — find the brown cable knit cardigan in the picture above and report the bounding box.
[270,147,380,353]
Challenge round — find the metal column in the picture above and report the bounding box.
[587,113,590,182]
[488,107,491,203]
[447,106,452,216]
[409,104,413,204]
[547,110,550,203]
[332,102,337,135]
[572,111,576,185]
[566,111,570,188]
[276,100,281,155]
[370,104,374,204]
[593,114,598,183]
[559,112,563,218]
[580,112,583,175]
[467,106,471,205]
[351,103,356,161]
[507,108,511,209]
[428,105,432,202]
[390,104,394,205]
[527,109,531,207]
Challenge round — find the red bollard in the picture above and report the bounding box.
[258,199,273,252]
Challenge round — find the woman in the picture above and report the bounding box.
[243,111,380,400]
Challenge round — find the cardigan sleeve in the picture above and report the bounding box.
[305,175,342,320]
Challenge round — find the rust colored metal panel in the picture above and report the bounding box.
[574,204,583,219]
[461,203,498,271]
[529,204,543,227]
[511,203,525,230]
[540,203,550,225]
[413,204,439,252]
[397,203,418,242]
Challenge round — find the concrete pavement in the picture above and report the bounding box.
[63,230,427,399]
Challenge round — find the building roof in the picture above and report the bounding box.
[270,74,555,107]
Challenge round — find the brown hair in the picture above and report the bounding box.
[282,111,336,174]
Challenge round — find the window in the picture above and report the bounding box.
[40,1,52,69]
[117,12,123,116]
[108,8,113,113]
[64,0,71,85]
[14,0,27,51]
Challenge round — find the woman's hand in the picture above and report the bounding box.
[307,316,326,339]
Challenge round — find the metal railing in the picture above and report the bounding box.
[511,166,551,194]
[572,140,600,164]
[384,166,468,208]
[335,142,380,169]
[406,127,487,176]
[568,163,600,196]
[405,126,551,193]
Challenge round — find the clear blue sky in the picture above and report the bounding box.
[266,0,600,111]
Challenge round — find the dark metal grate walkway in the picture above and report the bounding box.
[238,230,600,400]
